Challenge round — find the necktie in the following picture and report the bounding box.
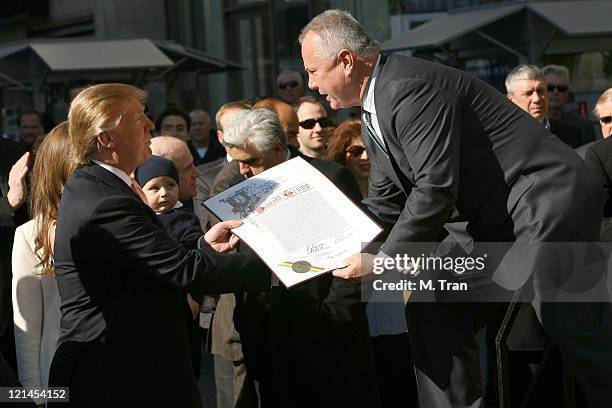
[362,111,389,157]
[130,177,149,205]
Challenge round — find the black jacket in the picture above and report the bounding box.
[0,138,28,371]
[363,55,602,290]
[50,162,268,407]
[549,117,583,148]
[576,137,612,217]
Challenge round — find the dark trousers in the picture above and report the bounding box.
[371,333,418,408]
[0,324,17,376]
[406,301,503,408]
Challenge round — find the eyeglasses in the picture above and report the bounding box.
[547,84,568,93]
[600,116,612,125]
[346,145,366,157]
[299,117,334,129]
[278,80,299,90]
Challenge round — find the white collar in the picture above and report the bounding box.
[362,54,382,115]
[543,117,551,130]
[91,160,132,187]
[156,200,183,215]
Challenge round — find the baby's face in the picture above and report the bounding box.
[142,176,179,213]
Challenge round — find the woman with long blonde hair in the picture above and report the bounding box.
[12,122,76,406]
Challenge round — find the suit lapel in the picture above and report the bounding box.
[368,55,417,193]
[83,163,162,226]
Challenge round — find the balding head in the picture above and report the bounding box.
[150,136,199,201]
[253,98,299,147]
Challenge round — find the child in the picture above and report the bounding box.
[135,155,203,249]
[135,155,204,377]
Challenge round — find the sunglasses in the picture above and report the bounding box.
[278,80,298,90]
[346,145,366,157]
[600,116,612,125]
[299,117,334,129]
[547,84,568,93]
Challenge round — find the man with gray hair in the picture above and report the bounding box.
[300,9,611,408]
[222,108,377,407]
[543,64,596,142]
[506,64,583,147]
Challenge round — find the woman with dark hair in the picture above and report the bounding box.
[12,122,76,406]
[325,118,370,197]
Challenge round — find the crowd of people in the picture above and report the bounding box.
[1,8,612,408]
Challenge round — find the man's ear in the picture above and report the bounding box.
[274,143,285,155]
[97,131,115,149]
[337,49,354,75]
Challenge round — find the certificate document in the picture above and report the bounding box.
[203,157,382,287]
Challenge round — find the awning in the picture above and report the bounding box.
[381,1,612,53]
[528,1,612,37]
[30,39,173,72]
[381,4,522,52]
[0,37,244,88]
[155,41,244,73]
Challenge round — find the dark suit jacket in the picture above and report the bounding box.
[234,148,380,408]
[158,206,203,250]
[0,139,28,367]
[49,162,268,407]
[364,55,602,290]
[562,111,597,144]
[549,117,583,148]
[576,137,612,216]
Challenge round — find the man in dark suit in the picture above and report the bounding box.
[300,10,611,408]
[0,139,29,375]
[189,108,226,166]
[220,107,379,408]
[506,64,584,148]
[543,64,597,144]
[48,84,268,408]
[576,89,612,239]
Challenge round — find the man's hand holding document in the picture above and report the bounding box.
[204,157,382,287]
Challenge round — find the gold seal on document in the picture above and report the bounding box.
[292,261,311,273]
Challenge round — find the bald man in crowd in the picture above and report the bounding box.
[151,136,200,210]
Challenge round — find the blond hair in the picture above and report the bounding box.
[68,83,147,164]
[30,122,77,275]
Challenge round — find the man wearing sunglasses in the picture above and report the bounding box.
[293,95,333,158]
[276,70,305,104]
[543,64,596,143]
[577,88,612,226]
